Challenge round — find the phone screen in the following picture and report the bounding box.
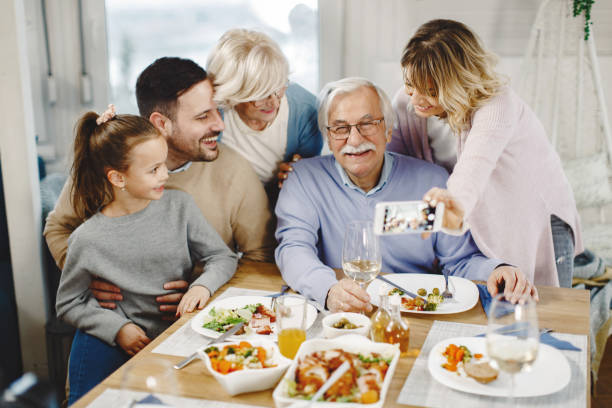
[374,201,444,235]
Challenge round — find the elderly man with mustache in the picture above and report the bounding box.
[274,77,535,313]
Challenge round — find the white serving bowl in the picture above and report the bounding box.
[272,334,400,408]
[321,312,371,339]
[197,338,292,396]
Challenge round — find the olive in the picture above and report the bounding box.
[417,288,427,296]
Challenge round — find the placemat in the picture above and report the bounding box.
[152,286,324,357]
[397,320,587,407]
[85,388,266,408]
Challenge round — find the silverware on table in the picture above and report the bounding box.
[441,273,453,299]
[376,275,428,306]
[476,326,553,338]
[268,284,290,311]
[173,321,245,370]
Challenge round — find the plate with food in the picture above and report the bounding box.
[272,334,400,407]
[427,336,571,397]
[190,295,317,340]
[367,273,478,314]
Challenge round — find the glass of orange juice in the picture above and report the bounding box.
[275,295,307,359]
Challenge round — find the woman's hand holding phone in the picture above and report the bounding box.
[423,187,465,232]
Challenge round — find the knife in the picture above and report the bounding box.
[173,321,245,370]
[266,284,290,299]
[376,275,428,306]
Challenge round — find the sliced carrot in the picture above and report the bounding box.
[239,341,252,349]
[210,359,219,372]
[442,363,457,372]
[256,347,267,363]
[474,353,483,359]
[455,349,464,362]
[218,359,231,374]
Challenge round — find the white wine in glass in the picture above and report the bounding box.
[486,294,539,401]
[342,220,381,288]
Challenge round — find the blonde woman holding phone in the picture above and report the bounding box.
[395,19,582,291]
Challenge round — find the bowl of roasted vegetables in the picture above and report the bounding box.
[197,339,292,396]
[272,334,400,407]
[322,312,371,339]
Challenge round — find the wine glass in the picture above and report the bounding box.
[342,220,382,289]
[486,294,539,402]
[119,357,180,407]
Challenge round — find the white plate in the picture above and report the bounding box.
[367,274,478,314]
[427,336,571,397]
[272,334,401,408]
[190,295,317,340]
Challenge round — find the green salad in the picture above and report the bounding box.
[202,303,261,332]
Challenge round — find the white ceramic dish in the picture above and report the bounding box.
[367,274,478,314]
[190,295,317,340]
[321,312,371,339]
[428,336,571,397]
[272,334,400,408]
[197,338,292,396]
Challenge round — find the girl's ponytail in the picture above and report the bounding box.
[70,112,112,219]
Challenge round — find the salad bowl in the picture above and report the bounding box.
[197,338,292,396]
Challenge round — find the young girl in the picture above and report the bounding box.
[396,19,582,290]
[56,105,238,405]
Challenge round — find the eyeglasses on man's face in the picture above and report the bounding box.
[252,82,289,108]
[326,118,385,140]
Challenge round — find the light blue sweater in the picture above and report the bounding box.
[275,153,502,306]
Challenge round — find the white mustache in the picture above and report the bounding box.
[340,142,377,155]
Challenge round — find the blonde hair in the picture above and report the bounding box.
[401,19,507,133]
[206,29,289,108]
[317,77,394,136]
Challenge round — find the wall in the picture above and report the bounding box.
[320,0,612,131]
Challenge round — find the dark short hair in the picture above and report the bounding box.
[136,57,209,120]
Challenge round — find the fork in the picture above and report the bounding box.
[437,263,453,299]
[442,272,453,299]
[270,284,290,311]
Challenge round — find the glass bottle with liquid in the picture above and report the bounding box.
[370,288,390,342]
[384,295,410,356]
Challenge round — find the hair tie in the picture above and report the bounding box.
[96,104,116,125]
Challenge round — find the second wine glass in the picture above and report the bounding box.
[342,220,381,289]
[486,294,539,403]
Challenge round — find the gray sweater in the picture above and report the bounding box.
[56,190,238,345]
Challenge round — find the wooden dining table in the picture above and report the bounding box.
[73,261,591,408]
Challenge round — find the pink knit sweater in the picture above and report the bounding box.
[390,87,583,286]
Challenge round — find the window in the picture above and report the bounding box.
[105,0,319,114]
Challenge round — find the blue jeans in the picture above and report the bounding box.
[551,215,575,288]
[68,329,129,406]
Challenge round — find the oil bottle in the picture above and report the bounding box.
[370,287,390,342]
[384,295,410,356]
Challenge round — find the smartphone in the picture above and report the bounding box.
[373,200,444,235]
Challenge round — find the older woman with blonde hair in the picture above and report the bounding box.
[206,29,322,199]
[392,19,582,291]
